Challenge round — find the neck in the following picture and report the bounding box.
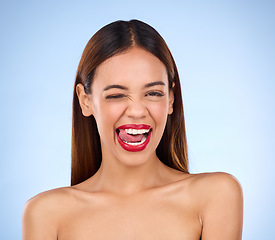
[88,153,168,196]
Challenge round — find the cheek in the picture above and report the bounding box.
[148,101,169,126]
[105,104,125,125]
[93,101,126,132]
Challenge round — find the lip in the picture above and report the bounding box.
[117,124,151,130]
[116,124,152,152]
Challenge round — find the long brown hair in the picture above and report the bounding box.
[71,20,189,186]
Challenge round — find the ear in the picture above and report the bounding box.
[168,82,175,115]
[76,83,93,117]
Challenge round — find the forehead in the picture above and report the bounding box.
[92,47,168,89]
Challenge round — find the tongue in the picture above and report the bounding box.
[118,129,144,143]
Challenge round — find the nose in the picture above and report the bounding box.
[125,97,148,119]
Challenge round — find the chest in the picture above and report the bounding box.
[58,193,201,240]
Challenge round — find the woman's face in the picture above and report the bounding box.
[77,47,174,167]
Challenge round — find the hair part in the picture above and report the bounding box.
[71,19,189,186]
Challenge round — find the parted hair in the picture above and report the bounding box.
[71,19,189,186]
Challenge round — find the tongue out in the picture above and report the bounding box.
[118,129,144,143]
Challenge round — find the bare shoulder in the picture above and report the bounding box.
[190,172,242,195]
[23,187,73,215]
[189,172,243,214]
[22,187,74,240]
[173,171,243,206]
[187,172,243,240]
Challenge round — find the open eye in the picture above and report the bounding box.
[145,91,165,97]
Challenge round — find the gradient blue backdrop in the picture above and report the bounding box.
[0,0,274,239]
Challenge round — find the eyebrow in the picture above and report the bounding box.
[103,81,166,91]
[103,85,128,91]
[144,81,166,88]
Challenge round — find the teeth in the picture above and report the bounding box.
[125,128,150,135]
[123,136,147,145]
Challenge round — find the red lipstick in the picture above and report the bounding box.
[118,124,151,130]
[116,124,152,152]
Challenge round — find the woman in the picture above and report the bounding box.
[23,20,243,240]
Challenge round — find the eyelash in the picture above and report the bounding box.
[106,94,125,99]
[106,91,164,100]
[145,91,164,97]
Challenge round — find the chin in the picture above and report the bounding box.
[121,150,156,166]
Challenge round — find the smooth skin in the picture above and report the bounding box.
[23,47,243,240]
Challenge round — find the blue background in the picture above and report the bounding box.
[0,0,274,239]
